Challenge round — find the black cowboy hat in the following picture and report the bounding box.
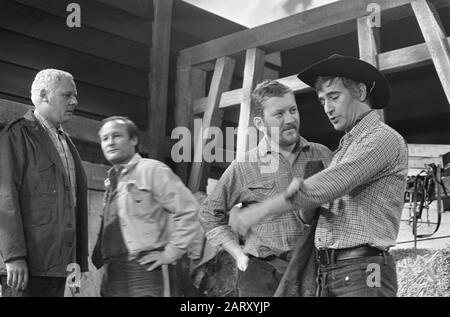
[297,54,391,109]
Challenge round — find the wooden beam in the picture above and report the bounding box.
[236,48,266,161]
[173,67,206,182]
[379,42,433,73]
[408,143,450,157]
[178,0,429,69]
[148,0,173,161]
[357,15,385,121]
[411,0,450,105]
[193,75,310,115]
[188,57,235,193]
[192,37,450,114]
[12,0,153,46]
[0,98,151,154]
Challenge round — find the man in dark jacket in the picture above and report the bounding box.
[0,69,89,297]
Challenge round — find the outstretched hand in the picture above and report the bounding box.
[229,204,263,236]
[285,177,303,200]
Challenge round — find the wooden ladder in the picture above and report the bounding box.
[176,0,450,192]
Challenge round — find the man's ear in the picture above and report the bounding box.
[130,136,138,148]
[253,116,266,133]
[358,83,368,101]
[40,88,49,103]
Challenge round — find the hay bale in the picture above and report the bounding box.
[393,245,450,297]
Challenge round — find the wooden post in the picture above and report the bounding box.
[412,0,450,105]
[174,67,206,183]
[148,0,173,160]
[357,16,385,121]
[236,48,266,161]
[188,57,235,193]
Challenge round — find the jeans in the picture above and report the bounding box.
[237,256,284,297]
[316,253,398,297]
[1,276,66,297]
[101,255,164,297]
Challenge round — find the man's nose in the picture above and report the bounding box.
[284,112,295,124]
[324,100,334,115]
[103,136,113,147]
[70,96,78,107]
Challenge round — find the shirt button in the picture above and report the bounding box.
[67,223,73,229]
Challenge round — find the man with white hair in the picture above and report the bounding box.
[0,69,89,297]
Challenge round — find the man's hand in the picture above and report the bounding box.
[229,204,264,236]
[6,258,28,291]
[235,252,249,272]
[285,177,303,200]
[138,252,174,271]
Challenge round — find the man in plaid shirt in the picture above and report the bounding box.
[231,55,408,297]
[200,80,332,297]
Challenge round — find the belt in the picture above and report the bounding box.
[316,245,388,265]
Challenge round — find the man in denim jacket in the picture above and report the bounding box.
[93,116,199,297]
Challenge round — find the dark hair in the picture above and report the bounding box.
[251,80,294,118]
[314,76,373,107]
[99,116,140,152]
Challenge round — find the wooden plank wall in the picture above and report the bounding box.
[0,0,149,128]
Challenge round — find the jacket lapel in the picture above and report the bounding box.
[24,110,69,184]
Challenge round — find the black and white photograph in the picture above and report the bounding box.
[0,0,449,301]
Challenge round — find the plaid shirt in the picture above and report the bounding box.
[200,136,332,258]
[34,110,77,205]
[290,111,408,250]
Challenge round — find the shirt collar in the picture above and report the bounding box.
[257,135,311,157]
[34,109,64,134]
[347,110,380,137]
[339,110,381,147]
[106,153,142,179]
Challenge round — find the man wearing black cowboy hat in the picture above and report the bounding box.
[230,55,408,297]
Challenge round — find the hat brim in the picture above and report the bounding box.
[297,56,391,109]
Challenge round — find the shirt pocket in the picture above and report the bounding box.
[126,181,154,220]
[246,179,277,202]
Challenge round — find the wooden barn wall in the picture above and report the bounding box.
[0,0,151,128]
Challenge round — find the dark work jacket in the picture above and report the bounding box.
[0,110,89,277]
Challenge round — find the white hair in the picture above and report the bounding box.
[30,69,74,106]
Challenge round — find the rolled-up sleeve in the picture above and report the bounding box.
[200,161,242,248]
[153,164,200,261]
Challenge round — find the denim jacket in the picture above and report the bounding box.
[97,154,200,263]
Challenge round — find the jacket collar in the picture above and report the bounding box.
[23,110,70,183]
[105,153,142,188]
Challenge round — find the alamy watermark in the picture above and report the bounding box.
[171,118,281,173]
[367,3,382,28]
[66,263,81,288]
[66,3,81,28]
